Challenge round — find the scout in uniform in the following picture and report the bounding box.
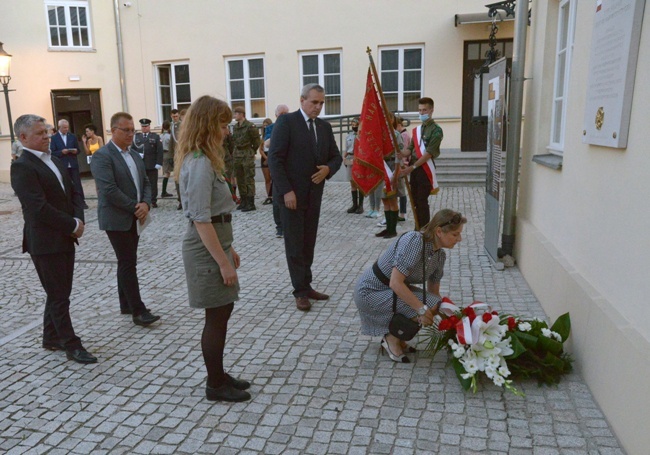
[231,107,261,212]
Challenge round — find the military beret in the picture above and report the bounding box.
[139,118,151,126]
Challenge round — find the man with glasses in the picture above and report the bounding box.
[90,112,161,327]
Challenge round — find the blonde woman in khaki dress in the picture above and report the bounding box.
[175,96,251,402]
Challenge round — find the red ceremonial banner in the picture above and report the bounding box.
[352,69,395,195]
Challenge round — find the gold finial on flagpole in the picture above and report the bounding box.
[366,47,371,55]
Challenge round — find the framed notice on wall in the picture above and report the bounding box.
[582,0,646,148]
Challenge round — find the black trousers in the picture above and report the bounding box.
[410,166,433,228]
[67,167,86,202]
[146,169,159,203]
[31,251,82,350]
[280,198,322,297]
[272,197,283,231]
[106,219,147,316]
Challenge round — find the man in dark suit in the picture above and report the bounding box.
[90,112,161,327]
[50,119,87,209]
[10,114,97,364]
[131,118,163,208]
[268,84,343,311]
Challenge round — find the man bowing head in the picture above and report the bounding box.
[267,84,342,311]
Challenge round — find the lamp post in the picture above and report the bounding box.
[0,42,15,144]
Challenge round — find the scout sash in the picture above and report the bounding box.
[412,125,439,192]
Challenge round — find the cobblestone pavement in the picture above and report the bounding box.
[0,178,624,454]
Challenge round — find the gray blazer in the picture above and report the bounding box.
[90,141,152,231]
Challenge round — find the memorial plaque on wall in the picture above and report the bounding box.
[583,0,646,148]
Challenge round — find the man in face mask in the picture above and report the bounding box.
[402,97,443,229]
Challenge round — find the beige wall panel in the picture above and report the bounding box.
[518,1,650,452]
[516,220,650,455]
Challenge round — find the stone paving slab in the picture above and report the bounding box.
[0,179,624,454]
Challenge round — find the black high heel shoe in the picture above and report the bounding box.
[380,336,410,363]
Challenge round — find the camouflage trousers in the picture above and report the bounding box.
[233,152,256,198]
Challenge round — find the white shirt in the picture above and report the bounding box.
[300,108,317,143]
[23,147,81,234]
[112,140,141,202]
[24,147,64,191]
[59,132,68,147]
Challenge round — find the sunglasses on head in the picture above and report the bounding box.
[439,213,462,228]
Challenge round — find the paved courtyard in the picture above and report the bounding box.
[0,179,624,454]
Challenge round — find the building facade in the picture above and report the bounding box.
[0,0,513,180]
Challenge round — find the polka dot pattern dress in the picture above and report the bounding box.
[354,231,445,336]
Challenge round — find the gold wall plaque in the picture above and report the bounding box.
[595,106,605,130]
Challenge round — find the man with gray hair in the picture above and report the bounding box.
[268,84,342,311]
[11,114,96,364]
[50,119,87,209]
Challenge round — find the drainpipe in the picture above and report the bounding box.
[113,0,128,112]
[500,0,528,257]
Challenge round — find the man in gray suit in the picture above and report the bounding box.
[90,112,161,327]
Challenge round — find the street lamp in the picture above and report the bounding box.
[0,42,15,143]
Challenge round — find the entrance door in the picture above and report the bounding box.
[461,39,512,151]
[51,89,103,173]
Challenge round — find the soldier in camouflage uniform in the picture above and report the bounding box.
[232,107,261,212]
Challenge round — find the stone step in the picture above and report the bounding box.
[438,176,485,186]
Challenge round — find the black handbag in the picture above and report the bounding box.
[388,312,420,341]
[380,233,427,341]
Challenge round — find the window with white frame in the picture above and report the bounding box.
[549,0,577,153]
[155,62,191,123]
[300,51,341,116]
[379,46,423,113]
[226,56,266,119]
[45,1,92,49]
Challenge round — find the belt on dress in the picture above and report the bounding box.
[211,214,232,224]
[372,261,390,286]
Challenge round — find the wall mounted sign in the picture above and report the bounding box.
[583,0,646,148]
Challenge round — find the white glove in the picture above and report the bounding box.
[155,164,162,170]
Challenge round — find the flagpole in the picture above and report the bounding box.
[366,47,420,231]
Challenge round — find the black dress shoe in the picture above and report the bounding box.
[225,373,251,391]
[384,232,397,239]
[133,311,161,327]
[43,342,64,351]
[177,203,182,210]
[151,202,158,208]
[375,229,388,238]
[206,383,251,402]
[160,192,174,198]
[66,349,98,364]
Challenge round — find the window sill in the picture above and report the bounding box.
[48,47,96,53]
[532,154,563,170]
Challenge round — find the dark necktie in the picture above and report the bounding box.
[308,119,317,145]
